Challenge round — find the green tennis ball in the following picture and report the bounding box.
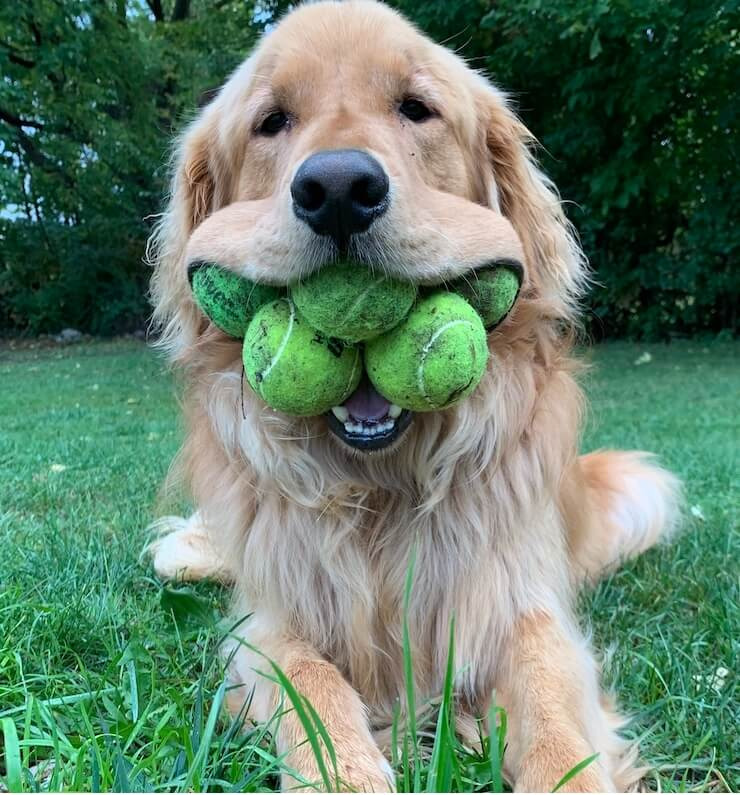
[243,298,362,416]
[290,262,416,342]
[449,264,522,329]
[365,292,488,412]
[190,263,282,338]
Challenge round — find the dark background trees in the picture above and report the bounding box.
[1,0,736,338]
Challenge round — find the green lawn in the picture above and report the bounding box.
[0,339,737,792]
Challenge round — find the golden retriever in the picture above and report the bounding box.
[147,1,680,791]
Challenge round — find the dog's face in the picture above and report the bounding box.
[202,2,502,279]
[151,1,585,469]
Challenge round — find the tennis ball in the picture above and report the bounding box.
[190,263,282,338]
[290,262,416,342]
[365,292,488,412]
[243,298,362,416]
[449,263,522,329]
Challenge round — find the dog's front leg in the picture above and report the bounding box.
[226,617,394,792]
[495,610,631,792]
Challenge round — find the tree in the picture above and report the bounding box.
[0,0,266,333]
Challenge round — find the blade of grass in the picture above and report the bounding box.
[301,697,340,785]
[0,688,117,719]
[113,750,132,793]
[33,697,66,791]
[427,616,456,792]
[90,743,101,794]
[1,718,22,793]
[183,679,226,792]
[79,702,105,792]
[552,752,600,792]
[486,694,507,793]
[21,701,32,772]
[266,663,335,790]
[402,542,420,792]
[125,659,139,723]
[72,740,88,791]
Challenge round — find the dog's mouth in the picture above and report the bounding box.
[326,377,413,451]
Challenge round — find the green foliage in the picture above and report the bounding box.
[0,0,271,335]
[1,0,737,337]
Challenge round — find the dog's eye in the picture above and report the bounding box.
[258,110,290,136]
[399,97,433,122]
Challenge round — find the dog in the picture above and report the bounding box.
[147,1,680,790]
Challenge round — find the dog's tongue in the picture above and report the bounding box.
[344,377,390,421]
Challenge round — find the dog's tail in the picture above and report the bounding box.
[570,450,682,582]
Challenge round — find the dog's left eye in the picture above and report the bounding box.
[399,97,433,122]
[258,110,290,136]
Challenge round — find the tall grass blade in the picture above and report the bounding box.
[552,752,600,792]
[427,616,456,792]
[402,542,420,791]
[486,697,506,793]
[125,659,139,723]
[267,663,335,791]
[184,680,226,792]
[1,719,22,793]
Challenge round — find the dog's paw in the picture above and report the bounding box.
[145,513,232,582]
[283,746,395,792]
[341,754,395,792]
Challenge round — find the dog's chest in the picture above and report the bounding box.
[246,491,531,714]
[287,511,508,712]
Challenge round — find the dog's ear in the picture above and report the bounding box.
[148,106,220,359]
[148,56,257,359]
[478,84,588,326]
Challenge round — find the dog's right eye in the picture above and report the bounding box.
[399,97,433,123]
[258,110,290,136]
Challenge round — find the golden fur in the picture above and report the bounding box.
[147,2,681,790]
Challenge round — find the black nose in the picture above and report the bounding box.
[291,149,389,247]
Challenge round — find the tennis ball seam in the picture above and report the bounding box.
[344,276,387,325]
[417,318,478,409]
[260,298,295,383]
[343,346,362,401]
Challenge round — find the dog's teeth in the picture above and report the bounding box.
[389,404,402,419]
[341,417,397,438]
[332,406,349,422]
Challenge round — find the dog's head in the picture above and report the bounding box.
[149,1,587,498]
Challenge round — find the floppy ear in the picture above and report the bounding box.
[148,52,259,360]
[148,106,221,359]
[479,84,588,326]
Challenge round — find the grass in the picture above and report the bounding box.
[0,338,737,792]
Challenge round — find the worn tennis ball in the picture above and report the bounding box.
[290,262,417,343]
[243,298,362,416]
[365,292,488,412]
[449,264,522,329]
[190,263,282,338]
